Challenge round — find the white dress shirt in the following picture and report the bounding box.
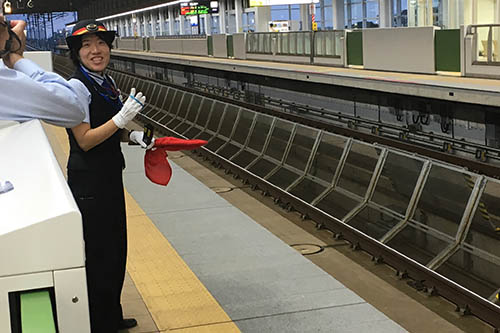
[0,58,91,128]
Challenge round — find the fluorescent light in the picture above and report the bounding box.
[98,1,184,21]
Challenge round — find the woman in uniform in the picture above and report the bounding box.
[65,19,151,332]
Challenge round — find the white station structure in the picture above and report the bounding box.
[0,51,91,332]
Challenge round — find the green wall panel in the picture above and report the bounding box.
[435,29,461,72]
[347,31,363,66]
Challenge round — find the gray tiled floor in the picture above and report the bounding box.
[122,144,407,332]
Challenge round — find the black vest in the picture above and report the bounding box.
[67,68,125,171]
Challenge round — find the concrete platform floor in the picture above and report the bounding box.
[169,148,494,333]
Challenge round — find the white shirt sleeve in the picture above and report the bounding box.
[0,58,91,128]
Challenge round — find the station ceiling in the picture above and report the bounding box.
[2,0,78,14]
[3,0,170,19]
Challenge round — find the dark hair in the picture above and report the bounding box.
[68,32,114,67]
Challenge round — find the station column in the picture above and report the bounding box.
[333,0,345,30]
[235,0,243,33]
[220,0,227,34]
[169,6,175,35]
[254,6,271,32]
[151,11,156,37]
[379,0,391,27]
[159,9,165,35]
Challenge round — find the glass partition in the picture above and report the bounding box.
[184,99,213,138]
[344,152,425,241]
[174,95,202,134]
[436,178,500,299]
[231,114,273,168]
[337,142,381,198]
[168,93,193,128]
[371,152,424,216]
[218,109,255,160]
[248,119,294,178]
[386,164,476,266]
[288,133,347,203]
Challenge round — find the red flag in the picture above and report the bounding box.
[144,137,207,186]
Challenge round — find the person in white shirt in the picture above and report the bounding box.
[0,15,89,128]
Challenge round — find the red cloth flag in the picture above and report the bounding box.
[145,137,207,186]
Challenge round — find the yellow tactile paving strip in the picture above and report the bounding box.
[125,198,240,332]
[42,123,240,333]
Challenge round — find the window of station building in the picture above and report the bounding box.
[211,15,220,34]
[226,12,237,33]
[242,11,256,32]
[184,18,192,34]
[155,11,161,36]
[270,4,300,30]
[344,0,379,29]
[392,0,408,27]
[200,17,207,34]
[322,0,334,30]
[174,19,181,35]
[147,15,153,36]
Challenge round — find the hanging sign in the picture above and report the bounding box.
[180,1,219,15]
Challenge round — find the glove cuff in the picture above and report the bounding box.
[112,113,126,129]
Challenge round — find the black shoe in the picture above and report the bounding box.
[118,318,137,330]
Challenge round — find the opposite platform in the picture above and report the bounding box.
[113,49,500,107]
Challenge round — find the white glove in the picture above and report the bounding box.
[112,88,146,129]
[129,130,155,149]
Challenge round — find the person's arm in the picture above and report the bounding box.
[0,18,88,127]
[0,60,89,127]
[71,120,120,152]
[71,89,146,151]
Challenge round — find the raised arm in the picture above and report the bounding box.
[71,89,145,152]
[0,18,89,127]
[0,59,90,127]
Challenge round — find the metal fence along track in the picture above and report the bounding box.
[52,57,500,329]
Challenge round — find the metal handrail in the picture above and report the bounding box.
[466,24,500,64]
[466,23,500,35]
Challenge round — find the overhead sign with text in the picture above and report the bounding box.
[180,1,219,15]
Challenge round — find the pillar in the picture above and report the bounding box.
[333,0,345,29]
[220,0,227,34]
[151,11,156,37]
[169,6,175,35]
[235,0,243,33]
[143,13,148,36]
[379,0,392,27]
[254,6,271,32]
[159,10,165,35]
[300,4,310,30]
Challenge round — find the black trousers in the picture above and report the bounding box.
[68,168,127,333]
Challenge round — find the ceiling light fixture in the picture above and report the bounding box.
[98,0,185,21]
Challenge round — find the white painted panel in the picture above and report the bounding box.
[24,51,53,72]
[54,268,90,333]
[0,120,85,276]
[213,34,228,58]
[363,27,438,74]
[181,39,208,56]
[233,33,247,59]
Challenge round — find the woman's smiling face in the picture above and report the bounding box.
[78,34,110,73]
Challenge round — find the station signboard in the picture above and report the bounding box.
[180,1,219,15]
